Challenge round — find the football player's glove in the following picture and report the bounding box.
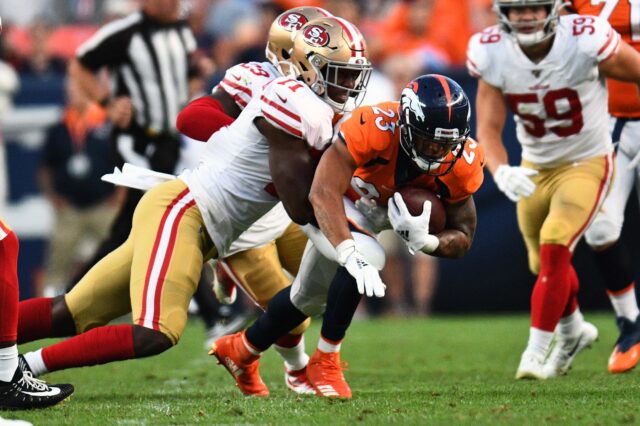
[336,239,385,298]
[387,193,439,255]
[493,165,538,202]
[354,198,389,233]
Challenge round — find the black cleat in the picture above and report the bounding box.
[0,368,74,410]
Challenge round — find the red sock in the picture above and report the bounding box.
[0,229,19,343]
[17,298,53,344]
[530,244,572,331]
[562,266,580,317]
[275,333,302,348]
[42,324,134,372]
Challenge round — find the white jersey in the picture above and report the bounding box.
[180,76,335,257]
[217,61,280,109]
[467,15,620,167]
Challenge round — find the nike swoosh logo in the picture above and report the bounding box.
[360,114,366,125]
[23,387,62,397]
[230,73,242,81]
[276,93,288,103]
[567,335,584,357]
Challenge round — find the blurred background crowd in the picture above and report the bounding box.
[0,0,638,334]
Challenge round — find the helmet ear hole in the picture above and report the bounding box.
[281,49,290,59]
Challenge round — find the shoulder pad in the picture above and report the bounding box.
[567,14,621,62]
[218,62,279,109]
[261,77,334,149]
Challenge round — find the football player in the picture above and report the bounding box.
[211,75,484,398]
[0,218,74,409]
[16,16,372,398]
[177,6,333,395]
[468,0,640,378]
[566,0,640,374]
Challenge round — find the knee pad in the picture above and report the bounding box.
[585,216,622,248]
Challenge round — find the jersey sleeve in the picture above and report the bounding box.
[443,139,486,203]
[260,78,334,149]
[339,105,392,167]
[76,13,140,70]
[575,15,621,62]
[466,26,503,87]
[217,63,256,109]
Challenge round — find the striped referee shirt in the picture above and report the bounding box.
[77,11,196,136]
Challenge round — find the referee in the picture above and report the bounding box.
[68,0,196,283]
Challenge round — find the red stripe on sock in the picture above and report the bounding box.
[531,244,573,331]
[0,230,19,343]
[275,333,302,348]
[607,282,635,297]
[41,324,134,372]
[17,298,53,344]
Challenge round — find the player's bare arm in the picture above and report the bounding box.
[433,196,477,258]
[209,88,242,118]
[309,139,358,247]
[475,79,508,174]
[255,117,316,225]
[598,41,640,85]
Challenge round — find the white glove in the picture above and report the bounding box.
[493,165,538,202]
[354,198,389,233]
[336,239,386,297]
[387,192,440,255]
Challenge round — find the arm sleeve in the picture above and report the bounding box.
[218,63,257,109]
[175,96,233,141]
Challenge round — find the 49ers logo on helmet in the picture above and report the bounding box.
[279,13,308,31]
[303,25,330,47]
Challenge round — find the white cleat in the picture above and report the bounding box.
[543,321,598,378]
[515,351,549,380]
[284,365,315,395]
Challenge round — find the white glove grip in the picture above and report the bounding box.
[336,239,357,266]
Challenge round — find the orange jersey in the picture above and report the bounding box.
[570,0,640,117]
[339,101,485,205]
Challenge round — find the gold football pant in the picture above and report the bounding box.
[518,155,613,274]
[218,222,310,334]
[65,179,216,344]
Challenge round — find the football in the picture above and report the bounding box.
[397,187,446,234]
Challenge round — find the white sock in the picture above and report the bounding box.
[275,340,309,372]
[557,308,584,338]
[525,327,554,358]
[24,349,48,377]
[317,336,342,353]
[0,345,18,382]
[608,286,640,321]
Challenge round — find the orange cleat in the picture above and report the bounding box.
[306,349,351,399]
[209,332,269,396]
[608,316,640,374]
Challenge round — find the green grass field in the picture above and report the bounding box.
[5,313,640,425]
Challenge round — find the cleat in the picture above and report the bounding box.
[0,367,74,410]
[209,332,269,397]
[544,321,598,378]
[306,350,351,399]
[16,356,32,378]
[515,350,548,380]
[213,260,237,305]
[284,365,315,395]
[608,315,640,374]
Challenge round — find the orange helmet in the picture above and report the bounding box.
[290,16,372,112]
[266,7,333,76]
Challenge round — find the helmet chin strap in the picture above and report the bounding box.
[515,29,548,46]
